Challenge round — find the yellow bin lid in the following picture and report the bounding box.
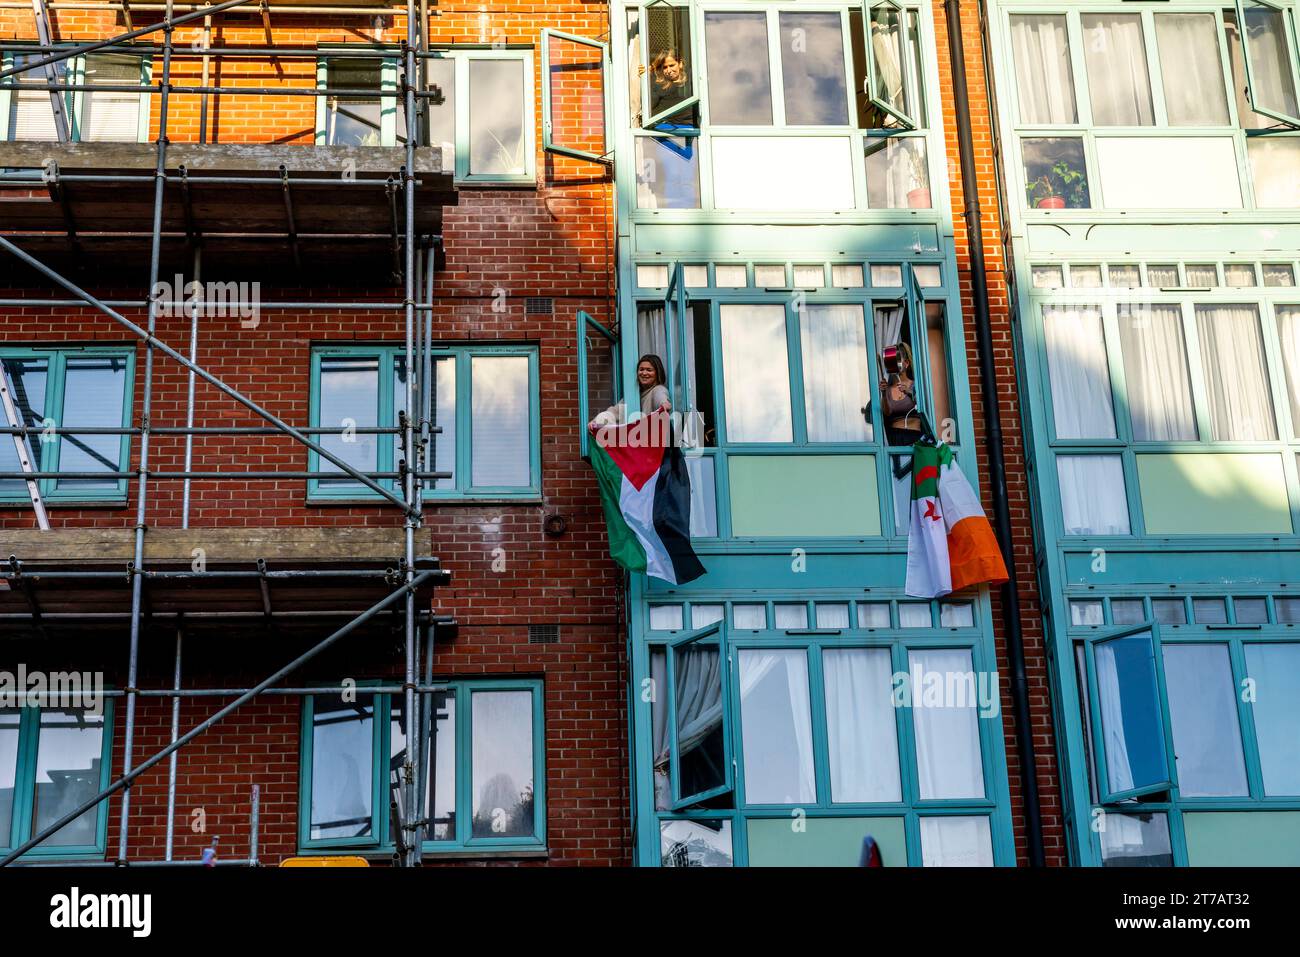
[279,856,370,867]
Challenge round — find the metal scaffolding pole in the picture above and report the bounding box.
[181,248,201,528]
[164,628,183,861]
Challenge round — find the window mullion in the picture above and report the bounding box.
[1180,299,1214,442]
[766,9,787,128]
[456,350,472,493]
[457,684,471,845]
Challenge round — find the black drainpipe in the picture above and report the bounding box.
[943,0,1045,867]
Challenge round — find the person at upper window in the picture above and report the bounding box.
[641,48,690,119]
[589,354,671,428]
[879,342,923,446]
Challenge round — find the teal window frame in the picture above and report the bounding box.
[0,702,115,861]
[297,679,546,855]
[0,345,135,505]
[1235,0,1300,127]
[666,621,734,808]
[640,0,702,130]
[315,53,402,148]
[451,49,537,184]
[541,28,610,164]
[0,48,151,143]
[576,309,620,460]
[864,0,921,130]
[307,343,541,502]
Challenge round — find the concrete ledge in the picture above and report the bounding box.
[0,141,445,175]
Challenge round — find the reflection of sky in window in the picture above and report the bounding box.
[0,358,47,495]
[319,357,378,482]
[471,691,533,835]
[704,13,772,125]
[57,357,127,488]
[471,356,529,487]
[780,13,848,125]
[33,710,104,845]
[310,697,374,839]
[0,710,20,839]
[469,60,525,175]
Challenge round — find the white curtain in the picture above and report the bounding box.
[1195,304,1277,440]
[1057,455,1130,535]
[1094,639,1136,794]
[910,649,985,800]
[1240,5,1300,119]
[739,649,816,804]
[1277,306,1300,437]
[720,304,793,442]
[800,304,872,442]
[920,816,994,867]
[823,649,901,802]
[1010,15,1078,124]
[652,643,724,809]
[1118,305,1197,441]
[1082,14,1154,126]
[874,304,904,355]
[1043,305,1116,439]
[1155,13,1230,126]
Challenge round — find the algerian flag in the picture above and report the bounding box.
[589,408,705,585]
[905,442,1009,599]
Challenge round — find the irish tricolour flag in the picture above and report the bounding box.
[589,408,705,585]
[905,442,1009,599]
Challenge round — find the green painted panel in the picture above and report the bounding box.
[1025,223,1300,255]
[1136,454,1292,535]
[747,816,906,867]
[1184,811,1300,866]
[632,223,941,258]
[729,455,880,537]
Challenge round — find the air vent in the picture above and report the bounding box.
[528,624,560,644]
[525,297,554,315]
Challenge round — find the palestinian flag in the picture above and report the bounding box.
[905,442,1009,599]
[589,408,706,585]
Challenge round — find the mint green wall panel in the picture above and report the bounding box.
[1024,223,1300,256]
[1136,454,1292,535]
[1184,812,1300,866]
[729,455,880,537]
[632,223,941,258]
[747,816,906,867]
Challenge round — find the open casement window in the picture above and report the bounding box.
[577,309,619,459]
[666,622,733,809]
[316,56,402,147]
[640,0,700,130]
[864,0,921,130]
[1234,0,1300,128]
[661,264,709,448]
[903,263,934,426]
[1083,624,1176,804]
[541,29,609,164]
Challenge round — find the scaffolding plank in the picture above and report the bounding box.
[0,142,447,174]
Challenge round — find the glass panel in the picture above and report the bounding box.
[1117,304,1198,441]
[427,691,456,841]
[704,12,772,125]
[1147,265,1179,287]
[914,264,941,287]
[865,136,931,208]
[1247,138,1300,208]
[800,303,872,443]
[868,2,913,124]
[1263,263,1295,286]
[1279,307,1300,436]
[643,4,696,124]
[691,604,724,628]
[815,603,851,629]
[635,135,701,209]
[1225,264,1257,287]
[1071,600,1104,626]
[898,603,931,628]
[1185,263,1218,286]
[650,605,684,631]
[1192,598,1228,624]
[1155,14,1230,126]
[470,690,535,838]
[1163,644,1249,796]
[471,355,531,487]
[1069,265,1103,288]
[793,265,824,289]
[7,54,66,141]
[920,816,994,866]
[1111,599,1146,625]
[1243,643,1300,795]
[754,264,786,287]
[56,355,128,491]
[1010,15,1078,124]
[719,304,793,442]
[324,59,400,147]
[429,356,456,490]
[733,604,766,629]
[857,602,891,628]
[637,265,669,288]
[673,640,728,803]
[774,603,808,629]
[870,264,903,287]
[1153,599,1187,625]
[685,455,717,537]
[1100,811,1174,866]
[1195,304,1277,441]
[823,648,901,802]
[309,694,374,840]
[1042,305,1116,439]
[738,649,816,804]
[940,603,975,628]
[318,355,378,489]
[660,819,733,866]
[1093,631,1168,797]
[1238,0,1300,121]
[779,12,848,125]
[81,53,142,142]
[1032,265,1063,289]
[1081,14,1154,126]
[909,649,985,799]
[683,265,708,287]
[714,264,747,287]
[545,32,605,158]
[31,709,105,846]
[832,264,865,288]
[1023,137,1090,209]
[1278,596,1300,623]
[426,57,455,171]
[0,709,21,844]
[1108,264,1141,288]
[0,357,48,497]
[468,59,527,175]
[1233,596,1269,623]
[1057,456,1130,535]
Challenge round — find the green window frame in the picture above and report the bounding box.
[0,702,115,861]
[541,29,610,164]
[0,345,135,505]
[297,679,546,855]
[315,54,403,148]
[307,343,541,502]
[0,49,151,143]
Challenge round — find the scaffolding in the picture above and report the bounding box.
[0,0,455,867]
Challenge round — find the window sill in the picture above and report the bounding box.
[0,498,127,509]
[298,846,549,862]
[305,496,544,508]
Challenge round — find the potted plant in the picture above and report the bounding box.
[906,143,931,209]
[1026,160,1088,209]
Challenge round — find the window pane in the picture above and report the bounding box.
[1010,15,1078,124]
[325,59,399,147]
[1153,598,1187,625]
[1225,264,1257,287]
[1042,305,1116,439]
[1248,138,1300,209]
[1093,631,1167,796]
[780,12,848,125]
[1100,811,1174,866]
[800,303,871,442]
[1023,138,1090,209]
[1195,304,1277,441]
[704,12,772,125]
[774,603,808,629]
[898,603,932,628]
[426,57,455,170]
[1117,304,1197,441]
[1263,263,1295,287]
[868,3,916,124]
[857,602,891,628]
[1192,598,1228,624]
[685,455,717,537]
[720,304,792,442]
[8,54,65,141]
[832,264,865,288]
[1109,264,1141,288]
[920,816,994,866]
[1032,265,1063,289]
[738,649,816,804]
[1239,0,1300,121]
[1155,14,1230,126]
[940,602,975,628]
[430,357,456,489]
[691,603,724,628]
[714,264,747,287]
[1069,264,1102,288]
[660,819,733,866]
[673,641,728,801]
[753,264,785,287]
[1082,14,1154,126]
[1163,644,1248,796]
[635,135,700,209]
[468,59,527,175]
[1283,308,1300,437]
[31,709,105,846]
[1279,596,1300,623]
[871,264,903,287]
[865,136,931,209]
[309,695,374,840]
[1058,456,1130,535]
[471,355,530,487]
[1111,599,1146,625]
[56,355,128,491]
[643,4,696,122]
[427,691,456,841]
[1244,643,1300,795]
[471,690,535,838]
[1185,263,1218,286]
[318,355,378,489]
[650,604,684,631]
[0,357,48,497]
[1234,597,1269,623]
[1071,600,1104,626]
[0,709,21,844]
[815,603,851,629]
[909,648,985,799]
[733,604,766,629]
[1146,265,1179,287]
[793,265,824,289]
[823,648,901,802]
[82,53,142,142]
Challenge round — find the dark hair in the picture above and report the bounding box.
[637,353,667,388]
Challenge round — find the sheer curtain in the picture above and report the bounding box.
[1095,639,1135,794]
[1155,13,1230,126]
[1010,15,1078,124]
[739,650,816,804]
[1043,305,1116,438]
[920,816,994,867]
[874,304,904,353]
[720,304,793,442]
[823,649,901,802]
[800,304,872,442]
[909,649,985,800]
[1082,14,1154,126]
[1057,455,1130,534]
[1195,304,1277,440]
[1118,304,1197,441]
[1277,306,1300,437]
[652,644,725,809]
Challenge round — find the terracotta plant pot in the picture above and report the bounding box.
[1036,195,1066,209]
[907,187,931,209]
